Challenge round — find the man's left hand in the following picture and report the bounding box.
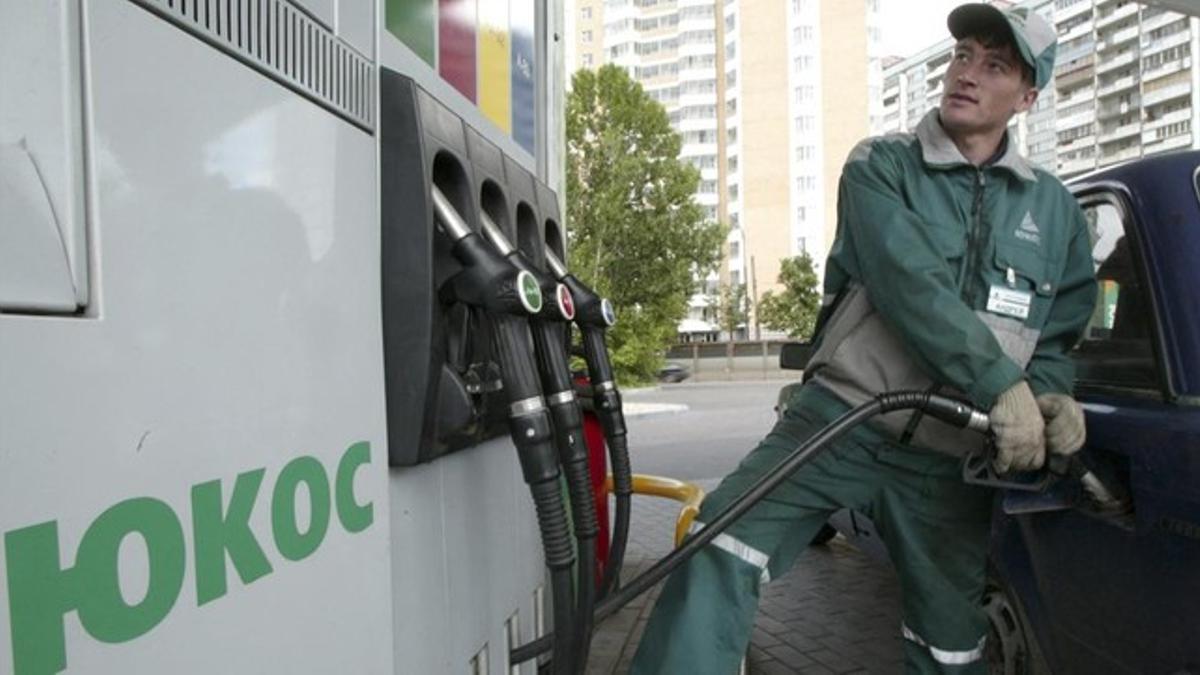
[1036,394,1086,456]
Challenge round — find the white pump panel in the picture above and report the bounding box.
[0,1,89,313]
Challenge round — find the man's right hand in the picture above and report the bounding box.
[990,381,1046,473]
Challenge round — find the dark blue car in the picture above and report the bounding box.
[780,150,1200,674]
[986,150,1200,674]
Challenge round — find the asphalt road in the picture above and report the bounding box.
[621,379,800,482]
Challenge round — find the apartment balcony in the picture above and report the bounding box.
[1058,86,1096,108]
[1142,56,1192,84]
[1098,24,1139,51]
[1143,107,1192,133]
[1097,74,1138,98]
[1059,21,1093,45]
[1098,145,1142,166]
[1055,60,1095,90]
[1059,155,1097,177]
[1143,81,1193,107]
[1057,134,1096,154]
[1057,108,1097,132]
[1096,50,1138,75]
[1142,11,1187,34]
[925,61,949,82]
[1056,0,1092,22]
[1095,3,1138,30]
[1143,132,1195,156]
[1142,30,1192,58]
[1098,121,1141,144]
[1098,97,1139,119]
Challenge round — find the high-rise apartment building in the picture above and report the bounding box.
[881,0,1200,179]
[567,0,881,340]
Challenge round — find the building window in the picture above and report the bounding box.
[796,206,807,222]
[729,241,741,258]
[795,145,814,162]
[793,26,813,44]
[728,155,738,172]
[728,184,739,202]
[581,7,592,20]
[796,236,808,253]
[583,53,594,67]
[793,55,813,72]
[582,30,592,44]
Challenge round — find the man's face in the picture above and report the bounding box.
[940,37,1038,138]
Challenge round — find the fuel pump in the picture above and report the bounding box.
[542,249,632,600]
[477,211,600,674]
[429,185,578,675]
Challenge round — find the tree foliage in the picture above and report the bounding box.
[566,65,724,382]
[757,253,821,339]
[715,283,748,339]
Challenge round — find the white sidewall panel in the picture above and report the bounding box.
[0,2,392,673]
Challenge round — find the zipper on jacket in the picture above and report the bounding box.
[907,169,985,446]
[959,169,986,298]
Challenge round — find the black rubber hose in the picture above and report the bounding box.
[599,434,631,599]
[512,390,988,664]
[580,328,631,600]
[531,319,599,674]
[491,316,577,675]
[593,390,988,620]
[593,398,884,621]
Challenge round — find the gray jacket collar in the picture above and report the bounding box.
[915,110,1037,182]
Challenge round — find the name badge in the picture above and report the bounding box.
[987,285,1032,320]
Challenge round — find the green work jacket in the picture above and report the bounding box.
[807,110,1097,456]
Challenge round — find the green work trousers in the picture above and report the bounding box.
[630,384,995,674]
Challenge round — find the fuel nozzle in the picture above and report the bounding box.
[431,187,544,317]
[480,211,599,674]
[432,185,575,674]
[544,245,630,601]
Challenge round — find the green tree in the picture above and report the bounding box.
[566,65,724,382]
[715,282,748,340]
[757,253,821,339]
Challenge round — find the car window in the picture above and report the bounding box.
[1070,198,1160,392]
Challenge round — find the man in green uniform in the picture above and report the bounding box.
[631,4,1096,673]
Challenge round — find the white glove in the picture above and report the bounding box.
[1037,393,1086,456]
[990,381,1045,474]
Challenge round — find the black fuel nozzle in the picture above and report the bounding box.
[543,245,630,601]
[481,213,599,674]
[542,247,622,434]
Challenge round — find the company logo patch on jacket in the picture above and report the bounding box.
[1015,211,1041,245]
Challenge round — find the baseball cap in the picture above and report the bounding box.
[948,3,1057,90]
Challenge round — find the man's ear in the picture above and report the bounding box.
[1014,86,1039,115]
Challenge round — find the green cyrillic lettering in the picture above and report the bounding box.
[73,497,185,644]
[5,521,77,675]
[271,456,330,561]
[191,469,273,606]
[335,442,374,533]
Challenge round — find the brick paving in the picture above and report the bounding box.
[587,480,905,674]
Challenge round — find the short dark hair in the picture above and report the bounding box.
[958,28,1035,86]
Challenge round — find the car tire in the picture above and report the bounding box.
[809,523,838,546]
[982,572,1048,675]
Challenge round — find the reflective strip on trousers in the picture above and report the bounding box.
[902,624,985,666]
[689,522,772,584]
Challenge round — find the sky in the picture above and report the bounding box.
[878,0,969,60]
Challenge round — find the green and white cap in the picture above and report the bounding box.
[948,3,1057,90]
